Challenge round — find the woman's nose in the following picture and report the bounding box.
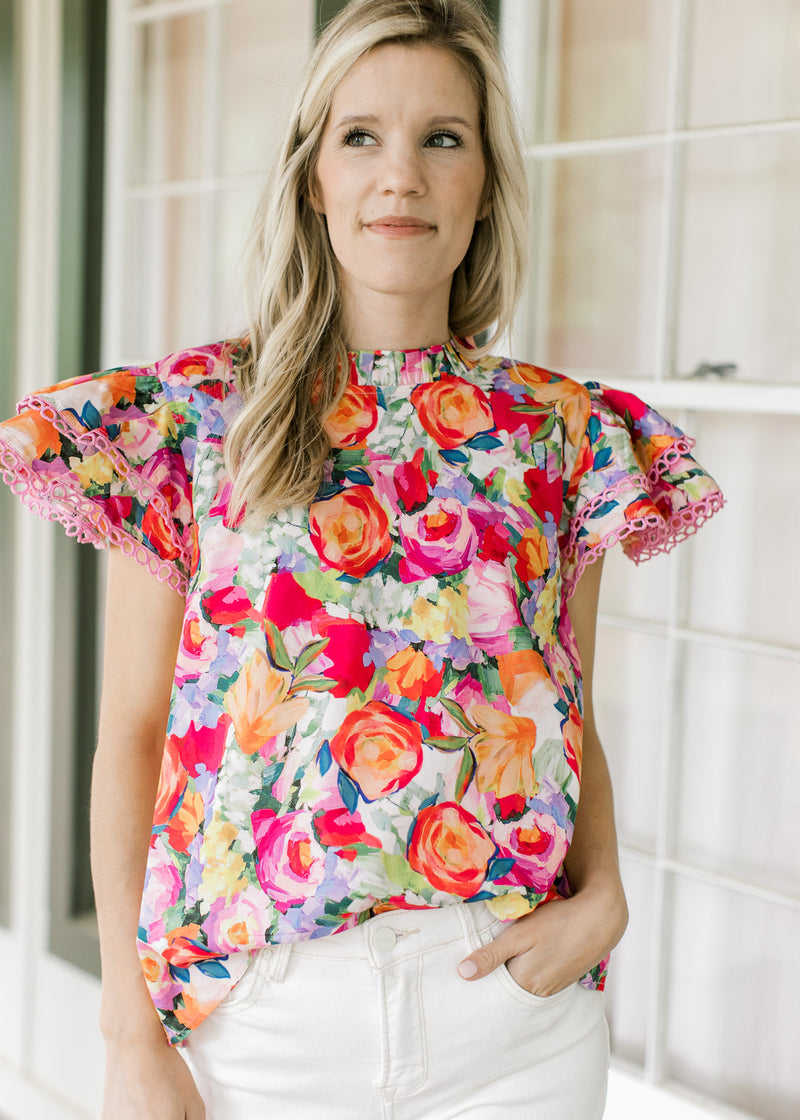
[379,143,426,196]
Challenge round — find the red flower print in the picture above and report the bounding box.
[324,383,379,448]
[330,701,424,801]
[407,802,495,898]
[309,486,392,578]
[394,447,428,512]
[411,378,494,449]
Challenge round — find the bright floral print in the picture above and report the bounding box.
[384,646,443,700]
[0,337,724,1043]
[330,701,424,801]
[398,496,478,581]
[410,377,494,448]
[470,706,539,799]
[224,648,309,757]
[309,485,392,577]
[324,382,379,448]
[407,802,496,897]
[251,809,326,909]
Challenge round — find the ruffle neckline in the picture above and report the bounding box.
[347,339,469,386]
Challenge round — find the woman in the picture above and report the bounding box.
[0,1,724,1117]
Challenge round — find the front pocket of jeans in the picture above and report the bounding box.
[494,962,577,1008]
[214,948,271,1015]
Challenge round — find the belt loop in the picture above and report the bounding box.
[265,940,292,983]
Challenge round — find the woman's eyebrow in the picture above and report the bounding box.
[331,113,476,131]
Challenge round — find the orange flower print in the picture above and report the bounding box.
[309,485,392,578]
[411,377,494,449]
[407,802,495,897]
[524,377,591,446]
[330,701,424,801]
[224,648,309,756]
[384,646,444,701]
[324,384,379,448]
[3,411,61,458]
[470,705,539,799]
[514,526,550,583]
[497,649,552,708]
[152,735,188,830]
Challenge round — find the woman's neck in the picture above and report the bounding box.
[341,284,452,352]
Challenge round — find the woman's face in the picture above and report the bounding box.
[312,43,487,340]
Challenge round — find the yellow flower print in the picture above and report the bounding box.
[410,584,469,643]
[486,892,533,921]
[198,818,247,905]
[71,450,116,488]
[224,648,309,756]
[533,577,558,643]
[470,705,539,799]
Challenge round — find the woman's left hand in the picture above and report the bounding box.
[457,884,628,998]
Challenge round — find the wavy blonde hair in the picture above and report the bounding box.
[225,0,528,523]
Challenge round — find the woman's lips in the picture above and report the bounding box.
[365,216,435,237]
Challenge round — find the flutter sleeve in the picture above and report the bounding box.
[559,382,724,596]
[0,364,198,594]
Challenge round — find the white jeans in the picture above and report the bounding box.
[181,902,609,1120]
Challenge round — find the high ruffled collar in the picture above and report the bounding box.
[347,339,472,386]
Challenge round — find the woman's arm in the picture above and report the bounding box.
[92,548,206,1119]
[457,555,628,993]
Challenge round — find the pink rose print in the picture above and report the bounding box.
[251,808,326,909]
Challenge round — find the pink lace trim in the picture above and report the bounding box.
[563,489,725,597]
[16,392,189,570]
[0,434,188,596]
[562,433,724,597]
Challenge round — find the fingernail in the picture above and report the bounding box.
[458,959,478,979]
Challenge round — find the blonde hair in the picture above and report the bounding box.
[226,0,528,523]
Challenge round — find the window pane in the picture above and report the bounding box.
[534,0,673,142]
[599,546,673,626]
[676,133,800,385]
[123,196,212,360]
[218,0,313,178]
[593,627,668,851]
[676,643,800,897]
[130,13,207,184]
[667,877,800,1119]
[605,854,655,1067]
[213,186,261,340]
[684,413,800,648]
[530,148,665,377]
[688,0,800,128]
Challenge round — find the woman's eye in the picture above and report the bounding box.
[426,131,462,149]
[343,129,377,147]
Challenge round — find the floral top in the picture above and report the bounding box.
[0,339,724,1044]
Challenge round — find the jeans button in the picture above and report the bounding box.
[372,926,398,952]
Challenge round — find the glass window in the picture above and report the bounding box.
[677,133,800,385]
[684,412,800,648]
[687,0,800,128]
[531,0,673,143]
[130,12,207,184]
[529,147,666,377]
[667,877,800,1118]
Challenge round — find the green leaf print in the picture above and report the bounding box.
[263,620,293,672]
[454,747,476,804]
[288,675,337,694]
[439,697,479,734]
[381,851,431,895]
[294,637,330,675]
[426,735,470,752]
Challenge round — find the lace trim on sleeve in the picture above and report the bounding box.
[1,405,189,595]
[561,436,725,597]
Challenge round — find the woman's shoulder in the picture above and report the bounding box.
[144,337,245,405]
